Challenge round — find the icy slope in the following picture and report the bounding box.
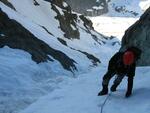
[0,0,108,73]
[0,0,120,113]
[0,47,69,113]
[20,66,150,113]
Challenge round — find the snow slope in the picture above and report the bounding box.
[0,0,118,72]
[19,66,150,113]
[0,0,149,113]
[90,16,138,40]
[89,0,148,40]
[0,46,71,113]
[0,0,120,113]
[140,0,150,11]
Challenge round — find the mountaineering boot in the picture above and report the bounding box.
[125,77,133,98]
[98,88,108,96]
[98,85,108,96]
[125,91,132,98]
[110,84,118,92]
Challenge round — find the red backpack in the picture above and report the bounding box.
[123,51,135,65]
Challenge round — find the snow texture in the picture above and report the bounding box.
[20,66,150,113]
[0,0,149,113]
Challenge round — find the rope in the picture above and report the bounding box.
[100,92,112,113]
[99,74,118,113]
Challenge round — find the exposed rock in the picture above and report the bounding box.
[51,0,63,8]
[51,3,80,39]
[33,0,40,6]
[40,26,54,36]
[0,0,16,10]
[45,0,72,12]
[48,0,102,41]
[0,8,77,72]
[79,15,94,30]
[57,38,101,66]
[79,15,106,45]
[64,0,108,16]
[77,50,101,66]
[57,38,67,46]
[121,7,150,66]
[114,5,138,16]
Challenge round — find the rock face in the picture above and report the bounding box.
[0,0,15,10]
[121,7,150,66]
[44,0,80,39]
[64,0,108,16]
[51,3,80,39]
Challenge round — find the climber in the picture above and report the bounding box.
[98,47,141,97]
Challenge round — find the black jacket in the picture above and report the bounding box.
[108,52,136,77]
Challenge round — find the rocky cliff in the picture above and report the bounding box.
[121,7,150,66]
[64,0,108,16]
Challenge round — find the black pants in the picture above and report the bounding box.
[102,70,125,87]
[102,70,134,94]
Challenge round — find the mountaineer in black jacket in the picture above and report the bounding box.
[98,47,141,97]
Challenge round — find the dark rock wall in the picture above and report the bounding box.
[64,0,108,16]
[121,7,150,66]
[51,3,80,39]
[0,0,16,10]
[65,0,97,13]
